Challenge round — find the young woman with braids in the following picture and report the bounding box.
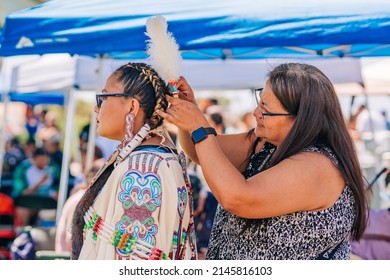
[71,62,196,260]
[158,63,368,260]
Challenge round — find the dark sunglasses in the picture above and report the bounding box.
[254,88,294,117]
[95,93,133,108]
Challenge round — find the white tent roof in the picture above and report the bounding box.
[75,56,365,92]
[1,54,372,96]
[0,53,386,98]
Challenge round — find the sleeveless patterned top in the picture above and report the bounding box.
[206,142,356,260]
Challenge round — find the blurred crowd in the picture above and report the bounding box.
[1,97,389,260]
[1,104,107,229]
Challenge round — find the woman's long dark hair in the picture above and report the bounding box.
[265,63,367,240]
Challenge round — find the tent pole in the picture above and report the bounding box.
[361,85,382,210]
[85,56,102,172]
[349,95,355,121]
[85,109,97,172]
[0,92,10,189]
[0,59,13,190]
[362,87,376,150]
[56,87,76,223]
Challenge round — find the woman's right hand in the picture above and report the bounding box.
[176,76,196,104]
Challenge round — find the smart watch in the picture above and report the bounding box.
[191,127,217,144]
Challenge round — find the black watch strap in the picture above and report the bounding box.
[191,127,217,144]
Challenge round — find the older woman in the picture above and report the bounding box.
[71,62,196,260]
[158,63,368,260]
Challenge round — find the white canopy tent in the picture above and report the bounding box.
[0,54,375,177]
[2,54,390,217]
[4,54,390,98]
[1,54,366,92]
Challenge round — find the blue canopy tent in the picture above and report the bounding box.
[1,0,390,219]
[1,0,390,59]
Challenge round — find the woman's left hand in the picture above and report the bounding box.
[157,95,210,133]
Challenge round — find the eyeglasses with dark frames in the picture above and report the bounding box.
[254,88,294,117]
[95,93,133,108]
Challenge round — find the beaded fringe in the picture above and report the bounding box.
[83,206,169,260]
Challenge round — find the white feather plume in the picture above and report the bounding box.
[145,15,182,82]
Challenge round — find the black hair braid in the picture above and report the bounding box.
[126,63,169,129]
[144,68,169,129]
[71,163,114,259]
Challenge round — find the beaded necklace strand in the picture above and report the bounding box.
[115,123,151,167]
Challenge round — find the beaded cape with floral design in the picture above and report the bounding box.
[206,143,355,260]
[80,145,196,260]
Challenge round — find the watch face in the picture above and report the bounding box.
[191,128,207,144]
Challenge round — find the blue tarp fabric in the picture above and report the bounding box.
[1,0,390,59]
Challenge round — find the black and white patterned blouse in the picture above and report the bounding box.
[206,142,355,260]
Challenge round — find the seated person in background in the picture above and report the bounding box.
[1,138,26,196]
[208,112,226,134]
[355,104,387,135]
[72,144,104,187]
[351,208,390,260]
[193,183,218,259]
[80,144,104,174]
[187,157,217,259]
[12,148,60,226]
[36,111,61,149]
[79,123,119,160]
[23,138,37,159]
[42,132,63,168]
[3,138,26,174]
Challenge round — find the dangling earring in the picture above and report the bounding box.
[124,112,135,143]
